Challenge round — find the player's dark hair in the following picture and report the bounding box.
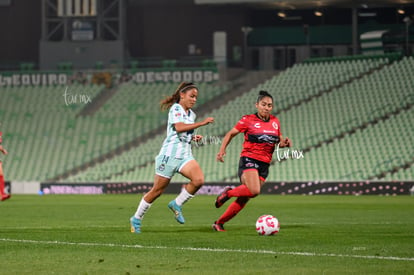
[256,90,273,103]
[160,82,198,110]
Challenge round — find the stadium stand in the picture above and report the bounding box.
[193,55,413,182]
[1,84,103,180]
[59,71,271,182]
[1,55,413,183]
[0,81,229,181]
[269,55,414,181]
[105,55,413,183]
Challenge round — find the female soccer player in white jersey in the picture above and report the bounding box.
[130,82,214,233]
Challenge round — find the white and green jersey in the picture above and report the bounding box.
[158,103,196,160]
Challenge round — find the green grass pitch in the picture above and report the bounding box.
[0,194,413,274]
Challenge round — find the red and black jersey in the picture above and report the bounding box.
[234,113,281,163]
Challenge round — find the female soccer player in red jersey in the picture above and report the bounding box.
[212,90,291,231]
[0,131,10,201]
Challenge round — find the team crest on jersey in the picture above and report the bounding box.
[272,122,278,130]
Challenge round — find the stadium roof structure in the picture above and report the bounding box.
[194,0,414,9]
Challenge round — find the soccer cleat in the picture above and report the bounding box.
[212,221,226,232]
[215,186,232,208]
[1,194,10,201]
[130,216,141,234]
[168,200,185,224]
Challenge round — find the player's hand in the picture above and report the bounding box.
[216,151,226,162]
[202,117,214,125]
[0,146,7,155]
[281,137,292,148]
[192,135,203,142]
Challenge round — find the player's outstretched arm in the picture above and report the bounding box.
[216,127,240,162]
[174,117,214,133]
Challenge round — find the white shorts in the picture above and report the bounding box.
[155,154,194,179]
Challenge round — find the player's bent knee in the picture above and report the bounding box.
[249,187,261,197]
[191,176,205,188]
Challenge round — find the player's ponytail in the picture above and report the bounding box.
[256,90,273,103]
[160,82,198,111]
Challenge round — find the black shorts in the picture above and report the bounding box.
[238,156,270,182]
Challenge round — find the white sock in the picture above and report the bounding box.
[175,188,194,206]
[134,198,151,220]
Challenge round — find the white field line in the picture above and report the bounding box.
[0,238,413,262]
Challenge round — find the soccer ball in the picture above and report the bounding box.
[256,215,280,236]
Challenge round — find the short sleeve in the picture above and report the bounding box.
[169,104,185,125]
[234,115,248,133]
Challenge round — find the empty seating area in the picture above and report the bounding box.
[95,82,228,134]
[2,55,413,182]
[1,84,104,180]
[268,56,414,181]
[259,56,389,113]
[267,107,414,181]
[1,81,229,181]
[188,55,413,182]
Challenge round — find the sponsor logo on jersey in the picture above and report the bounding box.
[263,130,275,134]
[258,134,277,143]
[247,133,280,144]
